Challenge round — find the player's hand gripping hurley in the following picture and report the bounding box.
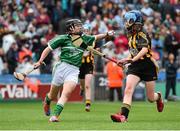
[117,59,133,66]
[13,62,46,81]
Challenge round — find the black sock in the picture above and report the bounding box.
[85,99,91,106]
[121,103,131,119]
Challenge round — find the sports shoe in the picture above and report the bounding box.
[85,105,90,112]
[156,92,164,112]
[49,116,59,122]
[43,100,50,116]
[111,113,127,122]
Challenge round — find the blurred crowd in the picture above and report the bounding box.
[0,0,179,75]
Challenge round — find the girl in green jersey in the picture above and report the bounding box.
[34,19,115,122]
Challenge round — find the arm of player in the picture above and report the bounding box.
[132,47,148,62]
[34,47,51,69]
[117,53,132,66]
[94,30,115,41]
[127,54,132,60]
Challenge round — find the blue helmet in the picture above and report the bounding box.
[124,10,143,29]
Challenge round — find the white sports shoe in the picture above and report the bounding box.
[49,116,59,122]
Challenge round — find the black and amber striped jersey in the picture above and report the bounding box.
[81,50,94,64]
[128,31,152,59]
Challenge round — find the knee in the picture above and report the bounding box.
[64,93,71,99]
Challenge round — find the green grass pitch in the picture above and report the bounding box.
[0,101,180,130]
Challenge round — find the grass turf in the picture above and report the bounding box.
[0,101,180,130]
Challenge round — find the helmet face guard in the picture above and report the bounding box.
[123,10,143,34]
[65,19,83,35]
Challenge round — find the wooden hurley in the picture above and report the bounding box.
[13,62,46,81]
[71,35,118,64]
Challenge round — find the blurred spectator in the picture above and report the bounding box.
[88,5,99,21]
[35,7,50,36]
[163,13,174,28]
[18,43,32,63]
[37,38,53,74]
[26,8,35,22]
[160,0,176,20]
[93,56,103,73]
[36,7,50,26]
[45,24,56,41]
[0,48,8,74]
[8,19,20,33]
[0,48,4,74]
[102,40,116,59]
[91,14,108,34]
[175,15,180,33]
[152,32,163,60]
[17,13,28,33]
[141,1,154,19]
[72,0,82,18]
[6,42,18,74]
[85,0,98,14]
[114,8,124,29]
[153,18,161,32]
[0,16,8,28]
[144,20,154,37]
[114,30,128,54]
[165,53,178,101]
[174,2,180,19]
[104,56,124,101]
[164,25,180,59]
[31,35,40,53]
[51,1,63,32]
[80,1,87,20]
[24,23,36,38]
[2,32,16,54]
[23,1,32,18]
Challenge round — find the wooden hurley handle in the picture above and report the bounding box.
[87,46,118,64]
[87,46,105,57]
[24,62,46,75]
[104,55,118,64]
[24,68,35,75]
[71,35,119,65]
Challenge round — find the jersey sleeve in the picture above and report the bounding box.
[48,35,64,50]
[82,35,95,46]
[137,32,149,48]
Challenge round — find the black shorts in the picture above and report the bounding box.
[127,58,158,81]
[79,63,94,79]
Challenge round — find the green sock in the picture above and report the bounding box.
[54,104,64,116]
[45,95,51,105]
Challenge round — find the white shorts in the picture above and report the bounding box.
[51,62,80,86]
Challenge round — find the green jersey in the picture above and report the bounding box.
[48,34,95,67]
